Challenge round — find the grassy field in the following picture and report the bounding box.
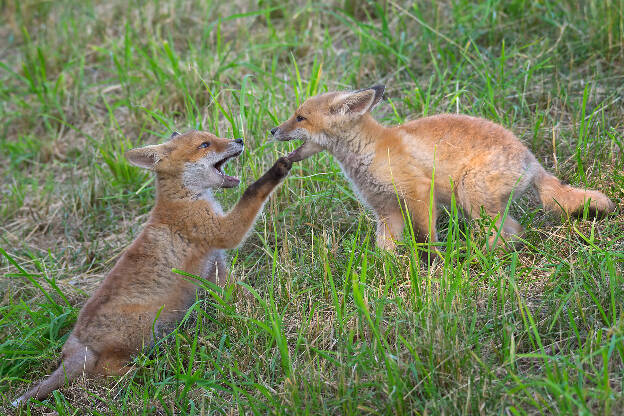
[1,0,623,414]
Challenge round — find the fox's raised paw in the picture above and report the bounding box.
[270,157,293,179]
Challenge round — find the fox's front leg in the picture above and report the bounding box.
[287,141,323,162]
[375,207,406,252]
[215,157,292,249]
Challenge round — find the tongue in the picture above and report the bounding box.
[220,172,240,188]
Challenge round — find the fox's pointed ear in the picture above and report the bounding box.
[125,144,167,170]
[330,85,385,116]
[368,84,385,109]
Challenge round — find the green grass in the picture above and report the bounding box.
[1,0,623,414]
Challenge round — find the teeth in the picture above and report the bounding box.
[214,157,229,172]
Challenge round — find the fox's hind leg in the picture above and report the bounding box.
[461,196,524,248]
[488,213,523,248]
[94,350,132,376]
[457,182,524,248]
[456,160,535,248]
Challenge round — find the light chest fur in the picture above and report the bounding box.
[328,139,397,215]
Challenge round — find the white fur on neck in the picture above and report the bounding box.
[322,129,392,212]
[198,189,223,214]
[182,153,225,197]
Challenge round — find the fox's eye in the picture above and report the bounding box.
[296,115,306,122]
[198,142,210,149]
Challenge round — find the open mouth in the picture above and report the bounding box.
[213,151,242,187]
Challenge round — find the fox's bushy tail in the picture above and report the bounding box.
[12,342,96,407]
[535,168,615,216]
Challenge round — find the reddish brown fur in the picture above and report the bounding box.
[272,86,615,253]
[13,131,292,405]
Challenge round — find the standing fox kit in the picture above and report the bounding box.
[272,85,614,251]
[14,131,292,405]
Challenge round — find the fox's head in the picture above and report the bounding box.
[125,130,244,193]
[271,85,385,161]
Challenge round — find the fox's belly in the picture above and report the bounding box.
[337,159,404,212]
[200,250,227,284]
[339,156,465,213]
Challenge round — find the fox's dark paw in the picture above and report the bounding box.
[270,157,292,179]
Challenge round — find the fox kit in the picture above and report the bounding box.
[13,131,292,405]
[272,85,614,252]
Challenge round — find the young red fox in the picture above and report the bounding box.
[13,130,292,406]
[272,85,614,251]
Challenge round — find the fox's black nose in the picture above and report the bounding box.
[235,138,244,145]
[270,127,278,136]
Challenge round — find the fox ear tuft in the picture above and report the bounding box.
[330,85,384,116]
[125,144,166,170]
[368,84,385,109]
[170,131,180,139]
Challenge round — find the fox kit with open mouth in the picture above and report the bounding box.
[272,85,614,252]
[13,130,292,405]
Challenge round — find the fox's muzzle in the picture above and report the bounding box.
[270,126,293,142]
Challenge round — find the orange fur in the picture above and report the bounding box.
[13,131,292,405]
[272,85,615,253]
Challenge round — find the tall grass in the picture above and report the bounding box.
[1,0,622,414]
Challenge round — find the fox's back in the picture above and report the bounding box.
[390,114,533,184]
[398,114,528,156]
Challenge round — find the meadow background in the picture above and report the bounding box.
[1,0,623,414]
